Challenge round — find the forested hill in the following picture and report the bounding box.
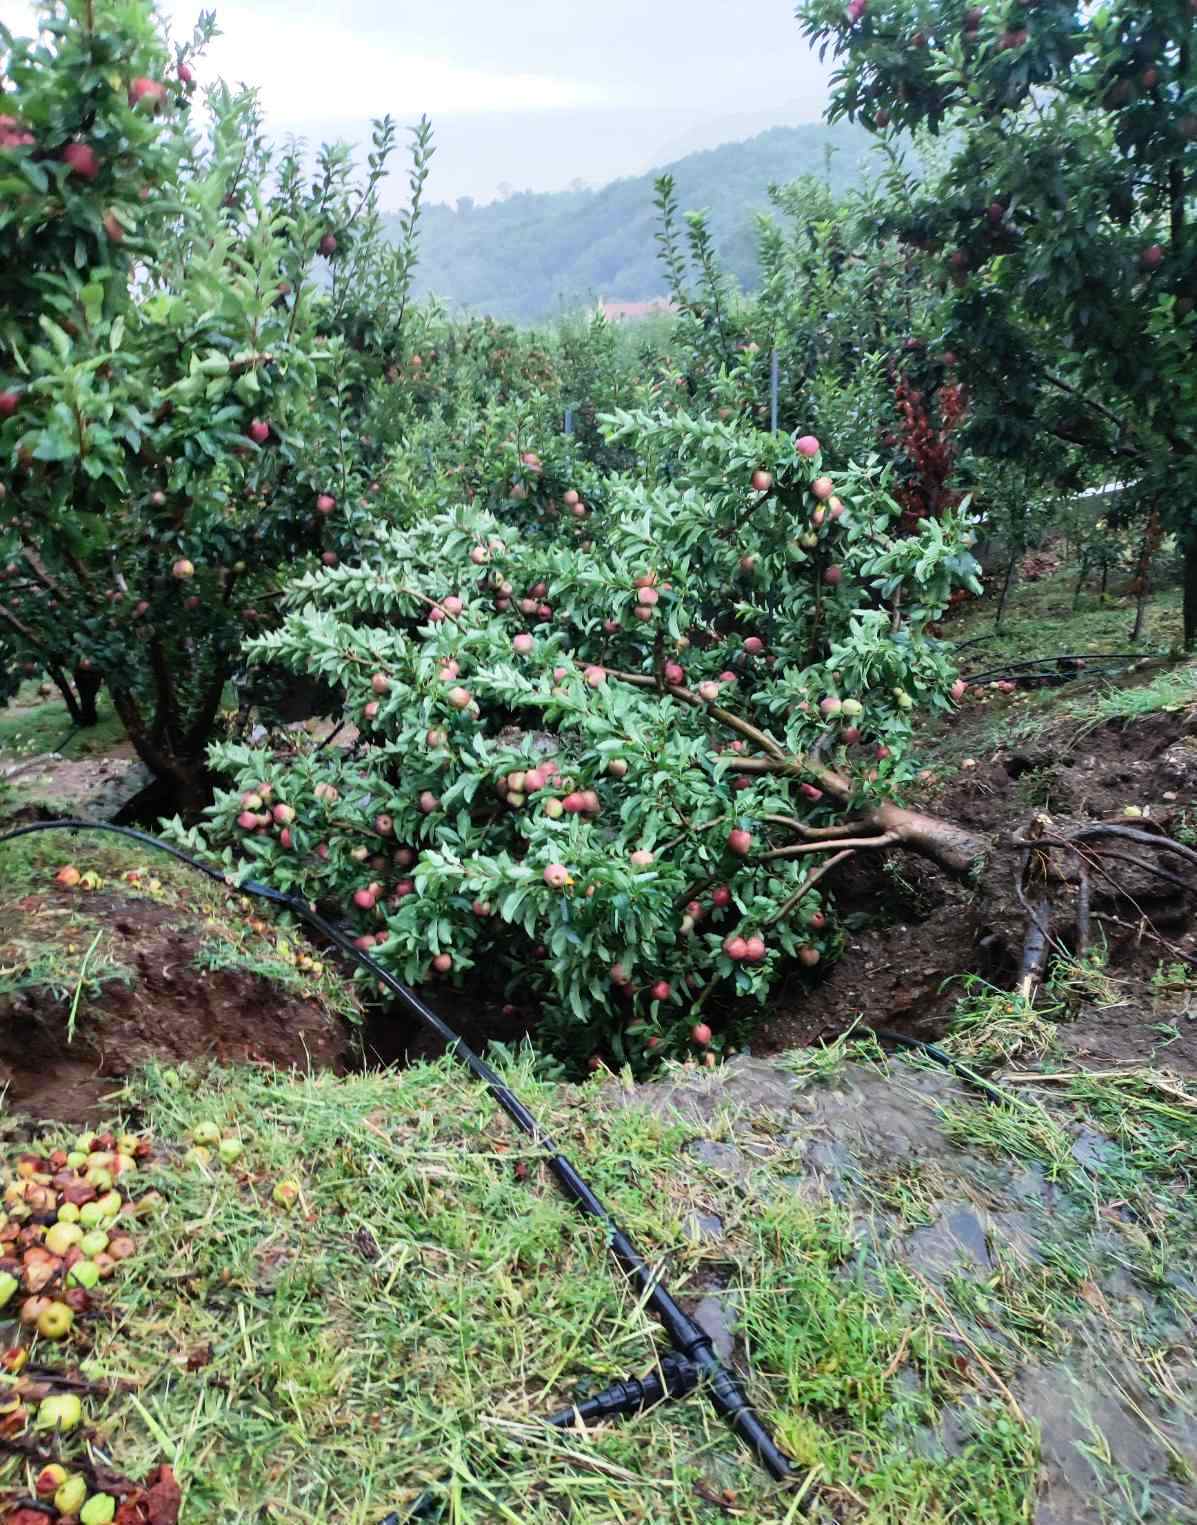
[402,121,883,323]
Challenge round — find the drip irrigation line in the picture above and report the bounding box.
[855,1027,1008,1105]
[0,818,796,1497]
[963,651,1144,684]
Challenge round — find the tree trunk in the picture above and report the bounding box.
[995,550,1018,632]
[112,761,212,826]
[1071,553,1088,612]
[1185,535,1197,653]
[1129,509,1160,645]
[74,665,101,727]
[866,799,986,876]
[108,686,214,824]
[47,665,82,726]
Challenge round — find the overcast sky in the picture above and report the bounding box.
[3,0,831,202]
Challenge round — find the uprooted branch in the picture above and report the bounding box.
[606,667,988,876]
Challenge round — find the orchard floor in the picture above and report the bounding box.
[0,1044,1192,1523]
[1,573,1196,1521]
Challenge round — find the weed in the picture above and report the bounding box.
[941,975,1062,1063]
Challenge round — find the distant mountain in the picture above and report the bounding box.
[401,122,885,325]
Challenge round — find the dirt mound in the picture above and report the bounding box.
[755,701,1197,1064]
[0,849,354,1122]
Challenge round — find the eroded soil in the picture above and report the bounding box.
[756,699,1197,1075]
[0,871,351,1123]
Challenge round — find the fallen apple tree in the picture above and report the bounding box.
[171,409,988,1068]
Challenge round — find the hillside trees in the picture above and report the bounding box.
[798,0,1197,643]
[175,413,983,1068]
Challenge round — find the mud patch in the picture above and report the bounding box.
[755,703,1197,1064]
[620,1053,1197,1524]
[0,883,349,1123]
[1,752,152,822]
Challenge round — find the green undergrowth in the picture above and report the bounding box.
[1,1038,1186,1524]
[0,681,127,761]
[928,561,1196,769]
[949,560,1184,670]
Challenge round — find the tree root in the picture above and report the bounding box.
[1008,818,1197,997]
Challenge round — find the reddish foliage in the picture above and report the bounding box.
[887,369,967,533]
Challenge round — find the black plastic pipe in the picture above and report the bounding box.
[0,819,795,1486]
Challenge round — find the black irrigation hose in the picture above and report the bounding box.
[963,651,1144,685]
[859,1027,1008,1105]
[0,819,796,1492]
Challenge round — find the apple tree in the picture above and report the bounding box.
[173,412,983,1069]
[798,0,1197,643]
[0,0,424,813]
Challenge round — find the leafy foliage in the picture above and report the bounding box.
[797,0,1197,639]
[174,411,979,1068]
[0,2,427,806]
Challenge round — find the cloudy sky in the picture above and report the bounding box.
[3,0,830,202]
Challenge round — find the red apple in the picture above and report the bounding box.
[543,864,570,889]
[811,476,835,501]
[0,391,21,418]
[823,565,843,586]
[651,979,672,1002]
[751,469,774,493]
[712,886,732,907]
[128,76,167,111]
[728,827,752,856]
[247,419,270,445]
[319,232,338,257]
[63,140,103,180]
[692,1022,713,1046]
[794,434,821,458]
[172,558,194,580]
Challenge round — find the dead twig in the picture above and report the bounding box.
[1076,865,1091,958]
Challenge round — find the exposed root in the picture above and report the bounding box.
[1009,817,1197,994]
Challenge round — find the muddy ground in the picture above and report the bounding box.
[0,849,353,1123]
[616,1054,1197,1525]
[756,698,1197,1079]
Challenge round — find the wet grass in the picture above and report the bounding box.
[0,681,127,760]
[0,1025,1191,1521]
[0,1052,1059,1525]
